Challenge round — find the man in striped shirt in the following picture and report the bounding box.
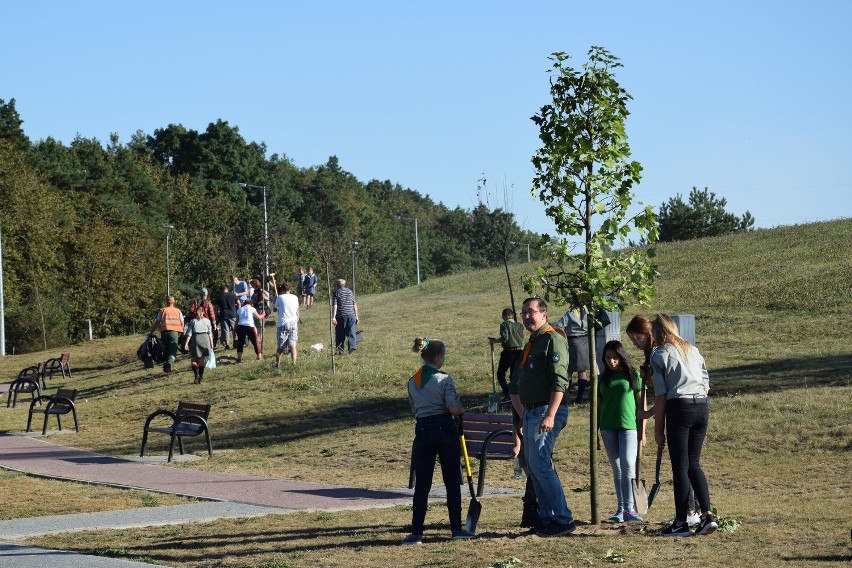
[331,278,359,354]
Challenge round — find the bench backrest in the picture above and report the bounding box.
[462,413,515,457]
[51,388,77,411]
[18,366,40,381]
[175,401,211,426]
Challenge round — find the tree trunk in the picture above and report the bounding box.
[326,261,336,374]
[587,315,599,524]
[502,255,517,317]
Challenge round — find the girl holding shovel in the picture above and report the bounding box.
[403,337,476,544]
[648,314,718,537]
[598,340,647,522]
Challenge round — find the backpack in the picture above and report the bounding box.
[137,334,165,368]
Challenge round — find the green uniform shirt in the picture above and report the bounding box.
[511,325,570,405]
[598,369,644,430]
[499,319,525,350]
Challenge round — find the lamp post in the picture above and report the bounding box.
[395,216,420,286]
[350,241,359,295]
[0,221,5,356]
[163,224,174,296]
[239,183,270,353]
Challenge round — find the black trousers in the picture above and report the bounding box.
[665,398,711,521]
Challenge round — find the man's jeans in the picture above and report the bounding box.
[335,314,357,353]
[600,428,638,511]
[220,318,236,345]
[523,404,573,527]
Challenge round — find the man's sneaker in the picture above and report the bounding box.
[624,509,643,522]
[401,533,423,545]
[608,509,624,522]
[536,520,576,537]
[451,529,476,540]
[695,514,718,535]
[661,523,691,537]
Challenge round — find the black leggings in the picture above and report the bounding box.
[235,325,260,355]
[665,398,711,522]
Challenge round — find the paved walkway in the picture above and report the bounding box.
[0,434,519,567]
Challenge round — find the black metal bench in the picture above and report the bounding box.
[140,401,213,463]
[408,412,516,496]
[44,353,72,382]
[6,365,44,408]
[27,388,79,435]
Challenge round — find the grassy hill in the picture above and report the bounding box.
[2,219,851,567]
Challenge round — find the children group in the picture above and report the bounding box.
[404,297,716,543]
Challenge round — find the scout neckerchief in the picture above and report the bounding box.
[412,364,440,389]
[521,324,556,368]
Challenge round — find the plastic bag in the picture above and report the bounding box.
[206,350,216,369]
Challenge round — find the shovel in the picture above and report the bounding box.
[631,379,649,515]
[647,444,664,510]
[631,443,649,515]
[486,342,500,413]
[457,416,482,533]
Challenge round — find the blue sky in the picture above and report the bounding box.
[3,1,850,239]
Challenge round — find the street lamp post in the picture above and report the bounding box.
[163,224,174,296]
[0,222,5,356]
[239,183,270,353]
[395,216,420,286]
[350,241,359,295]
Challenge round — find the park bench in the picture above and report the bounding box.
[140,401,213,463]
[27,388,79,435]
[6,365,44,408]
[44,353,72,381]
[408,412,516,497]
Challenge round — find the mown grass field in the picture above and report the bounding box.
[2,219,851,567]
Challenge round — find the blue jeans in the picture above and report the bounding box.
[220,318,236,345]
[523,404,573,526]
[335,314,357,353]
[410,413,463,534]
[666,398,711,521]
[600,428,638,511]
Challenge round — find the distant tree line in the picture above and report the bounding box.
[0,98,541,352]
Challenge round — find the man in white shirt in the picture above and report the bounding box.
[274,282,300,366]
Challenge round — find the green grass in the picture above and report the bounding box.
[3,219,852,566]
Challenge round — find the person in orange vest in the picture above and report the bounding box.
[149,295,185,373]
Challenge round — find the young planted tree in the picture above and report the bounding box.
[529,47,659,524]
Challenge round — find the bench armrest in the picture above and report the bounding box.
[143,409,177,430]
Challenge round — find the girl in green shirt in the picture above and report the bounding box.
[598,340,647,522]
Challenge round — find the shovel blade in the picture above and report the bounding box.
[632,478,648,515]
[465,498,482,533]
[647,482,661,509]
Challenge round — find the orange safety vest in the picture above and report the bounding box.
[157,306,184,333]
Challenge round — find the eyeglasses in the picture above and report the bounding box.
[521,309,543,316]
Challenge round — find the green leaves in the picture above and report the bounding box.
[529,47,658,310]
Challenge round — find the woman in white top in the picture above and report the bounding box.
[235,298,265,363]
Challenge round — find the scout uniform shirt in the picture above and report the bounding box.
[510,324,570,406]
[500,318,525,349]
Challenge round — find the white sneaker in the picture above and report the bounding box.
[663,513,701,527]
